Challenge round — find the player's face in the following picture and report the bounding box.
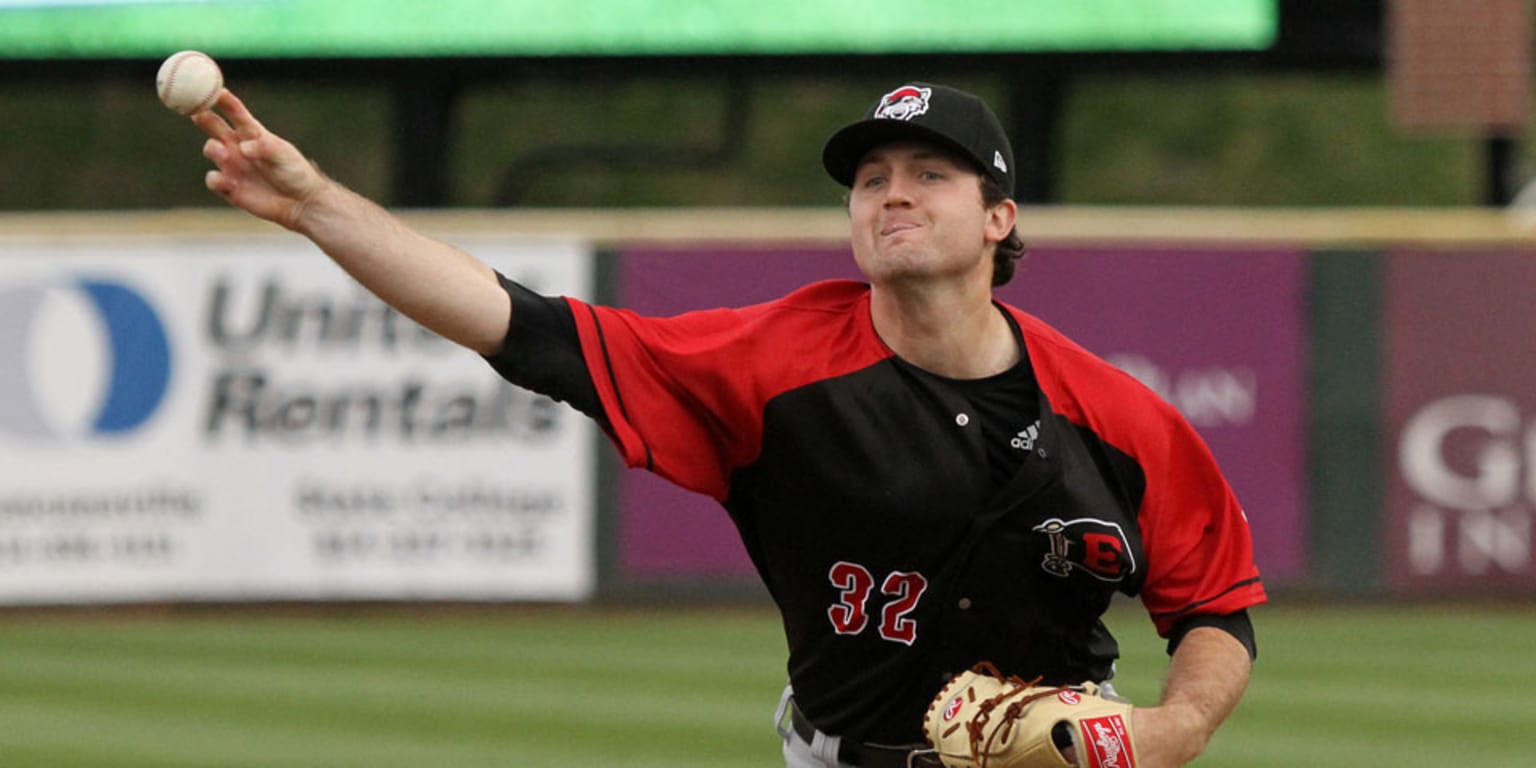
[847,142,1012,289]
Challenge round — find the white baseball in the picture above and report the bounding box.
[155,50,223,116]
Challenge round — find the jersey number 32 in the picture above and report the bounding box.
[827,561,929,646]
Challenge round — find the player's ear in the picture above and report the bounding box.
[984,197,1016,245]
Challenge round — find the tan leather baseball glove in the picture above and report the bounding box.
[922,662,1139,768]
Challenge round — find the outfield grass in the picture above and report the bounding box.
[0,601,1531,767]
[1105,602,1536,768]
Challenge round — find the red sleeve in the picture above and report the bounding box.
[1018,310,1266,638]
[566,299,759,500]
[563,281,887,501]
[1134,408,1267,637]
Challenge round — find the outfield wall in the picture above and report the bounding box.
[1,208,1533,603]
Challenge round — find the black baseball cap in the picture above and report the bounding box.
[822,82,1015,197]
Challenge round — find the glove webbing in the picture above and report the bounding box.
[945,662,1074,768]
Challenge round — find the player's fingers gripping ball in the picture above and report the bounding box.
[923,663,1139,768]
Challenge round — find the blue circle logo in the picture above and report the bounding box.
[0,277,172,440]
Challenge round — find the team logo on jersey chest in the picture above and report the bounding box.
[1032,517,1136,582]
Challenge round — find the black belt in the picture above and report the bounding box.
[789,701,939,768]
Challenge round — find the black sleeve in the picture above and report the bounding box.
[1166,608,1256,661]
[481,272,610,431]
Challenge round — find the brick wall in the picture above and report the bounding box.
[1389,0,1532,134]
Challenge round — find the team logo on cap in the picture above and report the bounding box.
[873,85,931,121]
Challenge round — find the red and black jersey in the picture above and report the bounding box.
[488,277,1265,746]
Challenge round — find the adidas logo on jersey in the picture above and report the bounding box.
[1009,421,1040,452]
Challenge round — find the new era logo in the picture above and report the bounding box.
[993,150,1008,173]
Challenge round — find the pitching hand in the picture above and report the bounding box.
[194,89,328,230]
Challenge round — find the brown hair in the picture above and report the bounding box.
[981,175,1027,287]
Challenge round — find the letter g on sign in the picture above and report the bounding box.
[1400,395,1524,511]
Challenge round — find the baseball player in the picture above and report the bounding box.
[192,81,1265,768]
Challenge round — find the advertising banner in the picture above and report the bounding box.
[0,234,596,604]
[614,245,1307,586]
[1384,249,1536,592]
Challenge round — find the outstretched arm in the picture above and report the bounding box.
[193,89,511,355]
[1131,627,1252,767]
